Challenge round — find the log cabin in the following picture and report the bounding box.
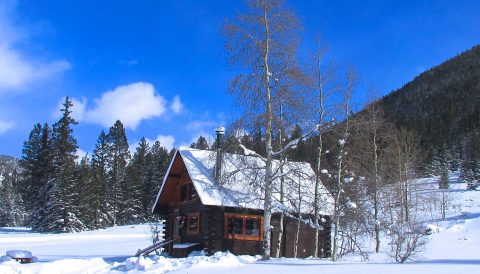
[152,130,334,258]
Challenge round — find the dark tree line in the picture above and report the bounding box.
[380,45,480,163]
[1,97,174,232]
[0,156,23,226]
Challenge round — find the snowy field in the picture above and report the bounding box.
[1,173,480,274]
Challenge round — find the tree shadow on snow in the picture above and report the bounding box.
[0,227,32,234]
[430,212,480,223]
[416,259,480,265]
[102,256,131,264]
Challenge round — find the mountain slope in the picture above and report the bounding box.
[380,45,480,154]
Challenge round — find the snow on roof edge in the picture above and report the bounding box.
[151,149,179,213]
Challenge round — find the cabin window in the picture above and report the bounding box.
[224,213,263,241]
[189,184,198,199]
[187,212,200,235]
[245,218,260,236]
[180,184,198,202]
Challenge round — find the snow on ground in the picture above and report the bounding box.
[1,173,480,273]
[0,225,152,262]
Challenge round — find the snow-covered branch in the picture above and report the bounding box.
[272,121,335,158]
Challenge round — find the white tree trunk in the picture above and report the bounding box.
[261,0,273,260]
[313,41,325,258]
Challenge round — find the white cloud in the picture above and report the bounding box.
[181,130,214,148]
[0,119,14,135]
[170,95,183,114]
[84,82,167,130]
[70,97,87,122]
[183,113,227,148]
[0,1,70,92]
[154,134,175,150]
[185,120,217,132]
[63,82,184,130]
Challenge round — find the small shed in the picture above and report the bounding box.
[152,146,334,258]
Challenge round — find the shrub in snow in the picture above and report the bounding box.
[387,221,427,263]
[149,217,165,255]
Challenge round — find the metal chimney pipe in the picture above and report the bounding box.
[214,127,225,184]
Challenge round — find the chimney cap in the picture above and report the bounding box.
[214,126,225,135]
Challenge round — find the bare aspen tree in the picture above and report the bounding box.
[275,101,285,258]
[332,68,356,261]
[224,0,303,259]
[389,127,420,224]
[349,91,388,253]
[310,37,332,258]
[293,173,302,258]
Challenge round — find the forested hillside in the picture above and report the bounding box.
[381,45,480,156]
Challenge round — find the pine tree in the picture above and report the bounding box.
[76,155,94,229]
[287,125,306,161]
[464,169,477,190]
[107,120,130,225]
[0,161,25,226]
[125,138,149,224]
[20,123,55,230]
[19,124,43,220]
[428,152,442,177]
[439,164,449,189]
[42,97,84,232]
[91,131,113,228]
[460,132,480,190]
[147,141,173,218]
[190,136,209,150]
[251,126,266,157]
[449,144,462,171]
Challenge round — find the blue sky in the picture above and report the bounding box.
[0,0,478,157]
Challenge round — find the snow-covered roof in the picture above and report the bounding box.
[153,147,334,215]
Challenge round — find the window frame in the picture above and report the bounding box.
[223,213,263,241]
[187,212,200,235]
[179,183,199,203]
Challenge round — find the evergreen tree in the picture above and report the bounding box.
[460,132,480,190]
[76,155,94,228]
[439,164,449,189]
[0,162,24,226]
[287,125,306,161]
[463,168,477,190]
[126,138,149,224]
[91,131,113,228]
[148,141,173,216]
[448,144,462,171]
[107,120,130,225]
[190,136,209,150]
[251,126,266,157]
[427,152,442,177]
[42,97,84,232]
[19,124,43,219]
[20,123,55,230]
